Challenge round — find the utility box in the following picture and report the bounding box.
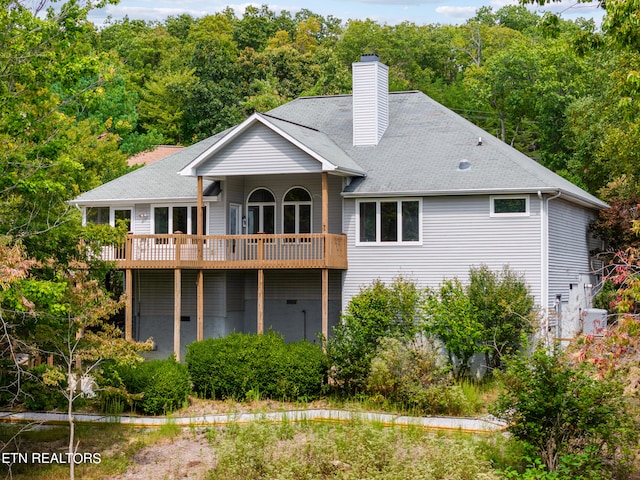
[582,308,607,335]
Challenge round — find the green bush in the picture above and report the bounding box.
[21,364,67,411]
[118,357,191,415]
[366,337,469,415]
[423,265,536,377]
[186,332,327,401]
[493,348,638,478]
[325,277,423,393]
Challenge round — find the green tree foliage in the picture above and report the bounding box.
[325,277,423,393]
[467,265,536,370]
[424,265,535,377]
[494,348,637,477]
[423,278,484,378]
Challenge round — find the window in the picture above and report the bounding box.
[247,188,275,234]
[357,199,421,244]
[152,205,207,234]
[283,187,312,234]
[491,196,529,216]
[85,207,132,230]
[86,207,110,225]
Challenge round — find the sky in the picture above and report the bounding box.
[87,0,605,28]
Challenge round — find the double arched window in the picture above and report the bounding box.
[245,187,313,234]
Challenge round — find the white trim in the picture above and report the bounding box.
[178,114,359,177]
[282,186,313,234]
[246,187,276,234]
[355,198,422,245]
[490,195,530,217]
[150,203,209,235]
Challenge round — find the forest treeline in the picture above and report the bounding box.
[2,0,640,258]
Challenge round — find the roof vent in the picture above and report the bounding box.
[457,159,471,171]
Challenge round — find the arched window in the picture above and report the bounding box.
[283,187,312,234]
[247,188,275,234]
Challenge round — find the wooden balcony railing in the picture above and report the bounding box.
[96,233,348,270]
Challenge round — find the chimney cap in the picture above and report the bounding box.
[360,53,380,63]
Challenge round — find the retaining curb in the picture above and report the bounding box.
[0,410,507,433]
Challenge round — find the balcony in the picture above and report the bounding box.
[97,233,348,270]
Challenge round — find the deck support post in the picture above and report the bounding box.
[322,268,328,342]
[197,270,204,341]
[196,175,204,343]
[321,172,329,342]
[125,269,133,341]
[257,269,264,334]
[322,172,328,235]
[174,269,181,361]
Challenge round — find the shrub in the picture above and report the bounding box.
[21,364,67,411]
[186,332,327,401]
[325,277,423,393]
[467,265,535,371]
[423,278,484,378]
[119,357,191,415]
[366,337,471,415]
[423,265,536,377]
[493,348,638,478]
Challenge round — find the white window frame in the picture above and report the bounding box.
[84,206,133,229]
[150,204,209,235]
[355,198,422,245]
[490,195,530,217]
[246,187,276,234]
[282,186,313,234]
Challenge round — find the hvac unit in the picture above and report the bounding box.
[581,308,607,336]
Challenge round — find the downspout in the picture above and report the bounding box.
[538,190,561,343]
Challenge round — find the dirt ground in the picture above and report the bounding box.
[109,398,331,480]
[111,429,217,480]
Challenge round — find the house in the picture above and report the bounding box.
[72,55,607,360]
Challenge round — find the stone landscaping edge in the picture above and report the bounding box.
[0,410,507,433]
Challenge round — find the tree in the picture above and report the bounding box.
[467,265,535,371]
[423,278,484,378]
[494,348,637,477]
[0,238,151,479]
[325,277,423,393]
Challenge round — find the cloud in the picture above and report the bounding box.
[435,5,477,19]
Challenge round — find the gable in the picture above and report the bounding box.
[195,123,323,177]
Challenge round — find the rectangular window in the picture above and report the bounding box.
[402,201,419,241]
[154,207,169,234]
[86,207,110,225]
[357,199,421,244]
[491,196,529,216]
[359,202,377,242]
[381,202,398,242]
[153,205,207,235]
[191,206,206,235]
[173,206,188,233]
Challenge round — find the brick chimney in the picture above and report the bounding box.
[352,54,389,147]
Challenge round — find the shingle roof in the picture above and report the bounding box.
[73,131,230,204]
[74,90,606,210]
[268,91,607,208]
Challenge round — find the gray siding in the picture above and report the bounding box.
[240,173,343,234]
[243,269,342,342]
[343,195,543,307]
[548,198,599,307]
[134,270,230,360]
[198,124,322,176]
[133,205,151,234]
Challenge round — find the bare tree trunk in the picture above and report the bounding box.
[67,337,76,480]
